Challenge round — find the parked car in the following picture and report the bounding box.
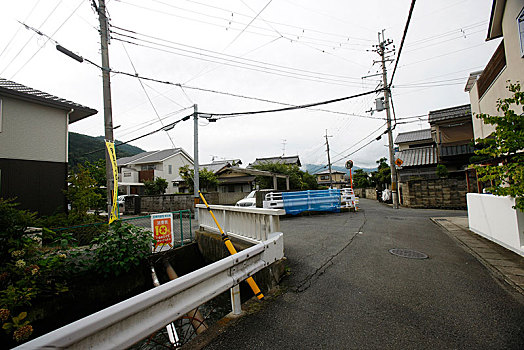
[117,194,138,208]
[235,190,257,207]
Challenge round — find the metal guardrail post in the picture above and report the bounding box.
[230,285,242,315]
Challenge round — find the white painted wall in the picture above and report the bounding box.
[0,96,68,162]
[469,0,524,140]
[467,193,524,256]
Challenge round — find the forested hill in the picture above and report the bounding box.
[68,132,145,168]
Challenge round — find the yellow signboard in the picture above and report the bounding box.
[105,141,119,224]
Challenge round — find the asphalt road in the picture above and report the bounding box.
[204,198,524,350]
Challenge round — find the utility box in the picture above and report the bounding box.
[376,97,385,112]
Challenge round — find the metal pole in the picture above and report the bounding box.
[193,104,199,221]
[378,31,399,209]
[325,129,333,189]
[97,0,115,215]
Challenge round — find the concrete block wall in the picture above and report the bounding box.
[402,178,467,209]
[352,188,376,199]
[218,192,249,205]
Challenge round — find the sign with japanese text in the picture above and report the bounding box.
[150,213,174,252]
[105,141,119,224]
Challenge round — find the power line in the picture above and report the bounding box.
[228,0,273,47]
[0,0,65,75]
[110,26,368,82]
[389,0,416,86]
[10,0,85,79]
[0,0,43,60]
[204,89,383,118]
[121,42,177,148]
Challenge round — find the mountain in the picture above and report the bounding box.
[68,132,145,168]
[303,163,376,175]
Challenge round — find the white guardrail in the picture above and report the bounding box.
[15,232,284,349]
[197,204,285,244]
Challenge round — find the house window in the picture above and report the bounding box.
[320,175,329,180]
[141,164,155,170]
[168,165,172,174]
[123,172,131,177]
[519,7,524,57]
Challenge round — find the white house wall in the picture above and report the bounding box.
[0,96,68,163]
[162,153,193,194]
[469,0,524,140]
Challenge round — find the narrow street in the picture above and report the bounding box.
[204,198,524,349]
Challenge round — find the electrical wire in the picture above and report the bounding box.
[109,27,370,84]
[0,0,64,75]
[121,42,177,148]
[10,0,85,79]
[204,89,383,118]
[0,0,43,60]
[389,0,416,86]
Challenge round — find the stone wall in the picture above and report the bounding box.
[354,188,377,199]
[137,192,248,213]
[139,193,219,213]
[401,178,467,209]
[218,192,249,205]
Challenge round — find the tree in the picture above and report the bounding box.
[251,163,317,190]
[143,177,169,195]
[436,164,448,178]
[370,157,391,189]
[66,164,103,219]
[178,165,219,193]
[352,169,371,188]
[473,82,524,211]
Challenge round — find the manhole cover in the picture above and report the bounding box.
[388,248,428,259]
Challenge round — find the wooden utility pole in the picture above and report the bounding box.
[325,130,333,189]
[96,0,115,214]
[377,30,399,209]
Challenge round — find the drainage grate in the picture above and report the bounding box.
[388,248,428,259]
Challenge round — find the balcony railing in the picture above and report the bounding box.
[477,40,506,98]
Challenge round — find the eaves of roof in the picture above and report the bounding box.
[0,78,97,123]
[396,146,437,167]
[394,128,432,144]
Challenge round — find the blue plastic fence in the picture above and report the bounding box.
[282,189,341,215]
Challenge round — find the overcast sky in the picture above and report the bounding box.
[0,0,500,169]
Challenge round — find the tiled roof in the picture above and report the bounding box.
[394,128,432,144]
[315,169,347,175]
[117,151,157,167]
[249,155,301,167]
[396,146,437,167]
[0,78,97,123]
[200,161,231,174]
[117,148,193,166]
[428,104,471,124]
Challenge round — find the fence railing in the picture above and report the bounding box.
[50,210,192,247]
[197,204,285,243]
[15,232,284,350]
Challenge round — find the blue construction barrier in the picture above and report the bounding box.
[282,189,341,215]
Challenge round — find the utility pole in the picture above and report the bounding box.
[193,104,199,221]
[96,0,115,214]
[376,30,399,209]
[325,130,333,189]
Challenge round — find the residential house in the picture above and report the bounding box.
[315,170,349,189]
[215,166,291,192]
[465,0,524,192]
[428,104,475,173]
[249,155,301,168]
[117,148,193,194]
[394,128,438,182]
[0,78,97,215]
[466,0,524,140]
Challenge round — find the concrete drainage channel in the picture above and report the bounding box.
[389,248,429,259]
